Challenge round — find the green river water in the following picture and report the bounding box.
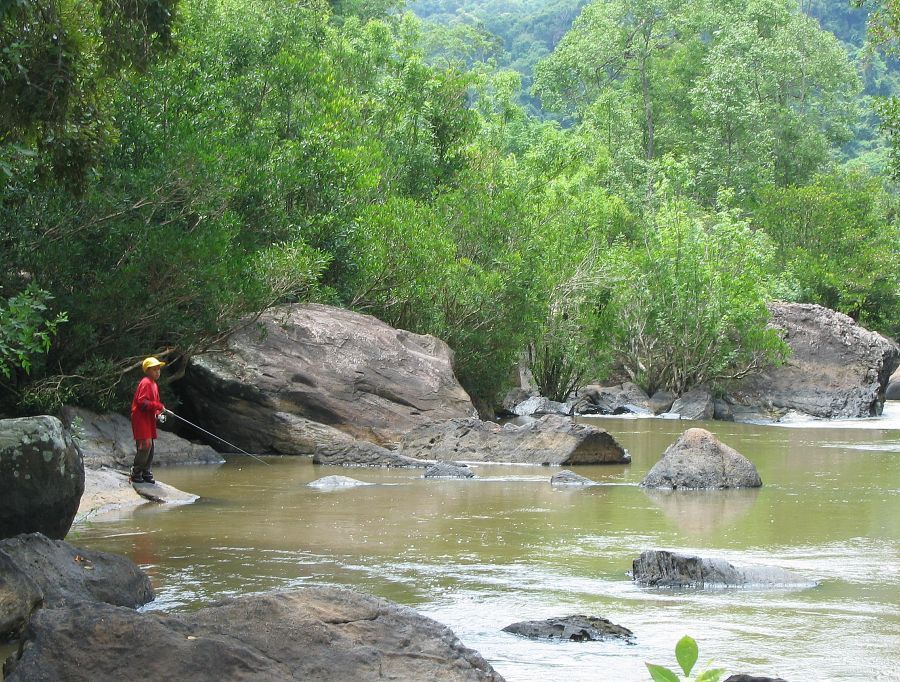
[64,406,900,681]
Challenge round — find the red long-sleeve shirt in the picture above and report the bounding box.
[131,376,164,440]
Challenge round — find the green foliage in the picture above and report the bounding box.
[754,169,900,338]
[647,635,726,682]
[592,194,789,396]
[0,284,67,379]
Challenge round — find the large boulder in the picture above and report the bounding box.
[632,550,816,589]
[60,407,224,469]
[641,428,761,489]
[181,304,475,454]
[0,533,153,640]
[398,415,631,466]
[726,303,900,420]
[4,588,505,681]
[0,417,84,540]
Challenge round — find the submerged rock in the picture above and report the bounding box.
[502,615,633,642]
[641,428,761,489]
[4,588,505,681]
[424,462,474,479]
[0,416,84,540]
[399,415,630,466]
[307,475,372,489]
[632,550,816,589]
[550,470,597,487]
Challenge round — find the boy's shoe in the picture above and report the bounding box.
[130,469,143,483]
[141,470,156,484]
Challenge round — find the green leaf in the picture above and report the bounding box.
[696,669,726,682]
[645,663,681,682]
[675,636,699,677]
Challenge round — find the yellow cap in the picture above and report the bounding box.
[141,357,166,372]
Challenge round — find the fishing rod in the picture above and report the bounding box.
[163,409,270,466]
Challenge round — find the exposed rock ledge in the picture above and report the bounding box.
[4,588,505,681]
[398,415,630,466]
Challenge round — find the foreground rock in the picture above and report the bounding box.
[5,588,504,681]
[0,533,153,639]
[61,407,223,468]
[399,415,630,466]
[641,429,761,489]
[632,550,816,588]
[502,615,633,642]
[0,417,84,540]
[726,303,900,420]
[181,304,475,455]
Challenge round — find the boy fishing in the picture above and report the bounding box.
[130,357,166,484]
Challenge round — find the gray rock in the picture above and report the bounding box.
[713,399,734,421]
[512,396,568,417]
[0,416,84,540]
[311,433,430,468]
[307,475,372,489]
[886,372,900,400]
[614,403,653,416]
[550,470,597,487]
[399,415,630,466]
[647,390,676,414]
[0,549,42,639]
[501,388,535,413]
[632,550,815,589]
[60,406,224,469]
[671,387,714,420]
[726,303,900,419]
[181,304,475,455]
[0,533,153,609]
[579,382,651,415]
[424,462,474,479]
[641,428,761,489]
[0,533,153,639]
[4,588,505,681]
[502,615,633,642]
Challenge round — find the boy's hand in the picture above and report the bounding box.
[157,413,167,424]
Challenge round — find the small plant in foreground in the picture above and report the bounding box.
[646,635,726,682]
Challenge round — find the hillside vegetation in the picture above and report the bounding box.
[1,0,897,413]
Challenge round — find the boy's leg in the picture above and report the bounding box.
[132,439,152,482]
[142,441,156,483]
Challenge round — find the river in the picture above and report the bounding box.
[68,405,900,681]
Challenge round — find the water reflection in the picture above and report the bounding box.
[642,488,761,537]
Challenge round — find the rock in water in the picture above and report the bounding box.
[399,415,630,466]
[4,588,505,681]
[307,475,373,489]
[0,533,153,639]
[502,615,633,642]
[632,550,816,588]
[641,428,761,489]
[727,303,900,420]
[181,304,475,454]
[550,470,597,487]
[0,416,84,540]
[424,462,475,478]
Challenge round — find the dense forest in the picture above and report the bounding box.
[1,0,897,415]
